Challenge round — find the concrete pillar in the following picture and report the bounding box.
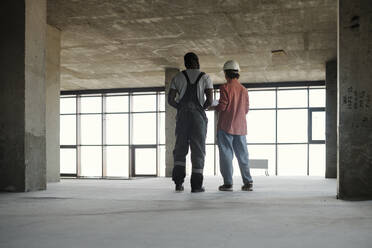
[46,25,61,183]
[338,0,372,200]
[165,68,180,177]
[325,60,337,179]
[0,0,47,192]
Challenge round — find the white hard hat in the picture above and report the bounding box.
[223,60,240,72]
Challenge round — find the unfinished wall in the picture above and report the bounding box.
[0,0,47,192]
[338,0,372,200]
[165,68,180,177]
[46,25,61,183]
[326,60,337,178]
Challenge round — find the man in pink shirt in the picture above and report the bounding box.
[212,60,253,191]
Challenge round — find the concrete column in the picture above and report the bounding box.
[165,68,180,177]
[46,25,61,183]
[338,0,372,200]
[325,60,337,179]
[0,0,47,192]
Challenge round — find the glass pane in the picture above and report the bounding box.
[312,111,325,140]
[81,115,102,145]
[81,94,101,97]
[106,146,129,177]
[60,148,76,174]
[159,113,165,144]
[309,144,325,176]
[132,94,156,112]
[248,90,275,109]
[106,96,128,113]
[159,94,165,111]
[60,115,76,145]
[277,89,307,108]
[105,93,127,96]
[135,148,157,175]
[81,97,102,113]
[215,145,220,176]
[159,145,166,177]
[206,111,215,144]
[81,146,102,177]
[106,114,128,145]
[186,150,191,176]
[247,110,276,143]
[204,145,215,176]
[133,92,157,95]
[132,113,156,144]
[309,89,325,107]
[215,90,220,100]
[60,97,76,114]
[277,145,307,176]
[248,145,275,176]
[277,110,307,143]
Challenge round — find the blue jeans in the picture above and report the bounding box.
[217,130,253,185]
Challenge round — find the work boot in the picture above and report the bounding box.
[190,173,203,191]
[241,183,253,191]
[191,187,205,193]
[175,184,184,192]
[218,184,233,191]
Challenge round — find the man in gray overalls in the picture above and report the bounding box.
[168,52,213,193]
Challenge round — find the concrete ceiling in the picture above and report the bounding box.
[47,0,337,90]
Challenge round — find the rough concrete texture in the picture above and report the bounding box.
[0,0,47,192]
[24,0,47,191]
[47,0,337,90]
[165,68,179,177]
[0,177,371,248]
[0,1,27,192]
[338,0,372,200]
[325,60,337,178]
[46,25,61,183]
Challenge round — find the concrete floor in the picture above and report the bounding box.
[0,177,371,248]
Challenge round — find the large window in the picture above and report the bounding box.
[60,85,325,178]
[60,91,164,178]
[245,87,325,176]
[213,87,325,177]
[60,96,77,175]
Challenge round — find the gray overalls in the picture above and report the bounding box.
[172,71,207,190]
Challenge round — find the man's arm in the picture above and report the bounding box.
[168,88,179,109]
[245,90,250,114]
[215,86,228,112]
[203,88,213,109]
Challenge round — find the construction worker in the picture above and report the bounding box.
[210,60,253,191]
[168,52,213,193]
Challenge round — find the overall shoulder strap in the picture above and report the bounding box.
[182,70,191,85]
[194,72,205,85]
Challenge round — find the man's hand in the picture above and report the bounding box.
[203,88,213,109]
[168,88,179,109]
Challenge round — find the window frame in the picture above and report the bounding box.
[60,82,326,178]
[308,107,326,144]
